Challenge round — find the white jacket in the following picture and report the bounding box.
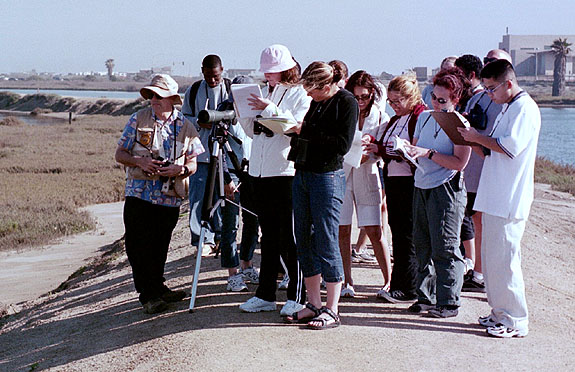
[240,84,311,178]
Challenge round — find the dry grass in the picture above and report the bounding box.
[0,115,127,251]
[535,156,575,196]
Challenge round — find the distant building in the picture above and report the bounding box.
[225,68,257,79]
[499,34,575,79]
[413,67,430,81]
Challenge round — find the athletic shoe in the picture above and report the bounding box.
[239,297,276,313]
[428,306,459,318]
[352,249,377,263]
[407,301,435,313]
[161,289,187,303]
[278,274,290,290]
[321,278,327,289]
[280,300,305,316]
[486,323,528,338]
[340,283,356,298]
[227,273,248,292]
[478,315,498,327]
[142,298,168,314]
[377,289,417,304]
[239,266,260,284]
[462,274,486,293]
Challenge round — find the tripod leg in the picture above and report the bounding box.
[189,224,208,312]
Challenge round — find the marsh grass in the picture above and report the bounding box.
[535,156,575,196]
[0,115,127,251]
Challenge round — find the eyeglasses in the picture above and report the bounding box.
[483,56,497,65]
[482,81,506,94]
[431,92,447,105]
[386,97,404,106]
[354,93,372,102]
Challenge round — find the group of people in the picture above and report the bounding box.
[115,44,540,337]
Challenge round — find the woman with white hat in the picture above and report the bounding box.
[115,74,204,314]
[238,44,311,316]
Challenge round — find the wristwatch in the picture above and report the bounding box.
[428,149,436,160]
[182,165,190,177]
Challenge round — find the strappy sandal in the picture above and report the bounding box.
[285,302,321,324]
[307,307,341,330]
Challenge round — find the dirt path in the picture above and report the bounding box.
[0,185,574,371]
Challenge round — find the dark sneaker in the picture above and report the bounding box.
[407,301,435,313]
[428,306,459,318]
[142,298,168,314]
[161,289,187,303]
[377,289,417,304]
[462,275,486,293]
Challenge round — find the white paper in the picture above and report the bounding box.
[230,84,263,118]
[343,130,364,169]
[392,136,421,170]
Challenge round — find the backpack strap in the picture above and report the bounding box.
[187,80,202,117]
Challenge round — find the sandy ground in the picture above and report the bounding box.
[0,184,574,372]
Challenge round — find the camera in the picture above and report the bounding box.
[468,103,488,130]
[287,137,309,166]
[153,155,172,183]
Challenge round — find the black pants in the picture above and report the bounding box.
[123,196,180,304]
[385,176,418,296]
[253,176,305,304]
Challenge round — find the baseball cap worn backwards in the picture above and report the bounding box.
[259,44,297,73]
[140,74,183,105]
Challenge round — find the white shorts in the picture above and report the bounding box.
[339,188,382,227]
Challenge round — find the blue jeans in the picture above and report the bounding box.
[293,169,346,283]
[188,163,222,246]
[219,173,259,268]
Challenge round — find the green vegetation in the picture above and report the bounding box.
[0,115,127,251]
[535,156,575,196]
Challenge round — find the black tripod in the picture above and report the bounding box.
[188,109,255,312]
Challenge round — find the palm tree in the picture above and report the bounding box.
[551,38,572,96]
[105,59,115,80]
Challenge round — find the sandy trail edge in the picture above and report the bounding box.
[0,202,125,306]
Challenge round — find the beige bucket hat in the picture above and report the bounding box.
[140,74,183,105]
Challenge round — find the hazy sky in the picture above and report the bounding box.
[1,0,574,76]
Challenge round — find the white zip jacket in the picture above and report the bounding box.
[240,83,311,178]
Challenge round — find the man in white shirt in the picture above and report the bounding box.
[459,59,541,338]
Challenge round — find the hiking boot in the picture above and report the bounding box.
[428,306,459,318]
[278,274,290,290]
[486,323,528,338]
[377,289,417,304]
[280,300,305,316]
[240,266,260,284]
[478,315,498,327]
[352,249,376,263]
[462,274,486,293]
[227,273,248,292]
[161,289,186,303]
[142,298,168,314]
[407,301,435,313]
[239,297,276,313]
[340,283,356,298]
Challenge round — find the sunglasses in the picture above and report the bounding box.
[483,56,498,65]
[482,81,506,94]
[386,97,403,106]
[150,92,164,100]
[354,93,372,102]
[431,92,448,105]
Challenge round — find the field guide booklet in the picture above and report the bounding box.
[430,111,475,146]
[231,84,263,118]
[392,136,421,170]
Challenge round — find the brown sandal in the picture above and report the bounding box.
[307,307,341,330]
[285,303,321,324]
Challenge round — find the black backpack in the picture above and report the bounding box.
[187,78,232,116]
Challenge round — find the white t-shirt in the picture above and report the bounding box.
[380,114,413,177]
[473,92,541,220]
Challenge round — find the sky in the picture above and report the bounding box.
[1,0,574,76]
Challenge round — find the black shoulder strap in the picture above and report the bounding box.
[188,80,202,117]
[223,78,232,96]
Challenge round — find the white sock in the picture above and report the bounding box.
[473,271,484,282]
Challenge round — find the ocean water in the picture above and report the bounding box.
[1,88,140,100]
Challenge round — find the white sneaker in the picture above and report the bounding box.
[280,300,305,316]
[239,297,276,313]
[352,249,376,263]
[240,266,260,284]
[486,323,528,338]
[341,283,356,298]
[478,315,498,328]
[227,273,247,292]
[278,274,290,290]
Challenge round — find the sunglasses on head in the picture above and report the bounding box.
[483,56,497,65]
[431,92,448,105]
